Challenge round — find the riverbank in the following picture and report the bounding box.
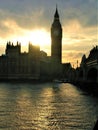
[0,78,53,84]
[73,81,98,97]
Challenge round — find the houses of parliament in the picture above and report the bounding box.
[0,7,68,81]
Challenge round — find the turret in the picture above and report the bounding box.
[6,42,21,57]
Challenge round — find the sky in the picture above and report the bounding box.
[0,0,97,67]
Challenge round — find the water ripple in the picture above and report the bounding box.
[0,83,98,130]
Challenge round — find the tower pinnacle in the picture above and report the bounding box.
[54,5,59,19]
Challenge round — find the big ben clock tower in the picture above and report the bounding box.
[51,6,62,63]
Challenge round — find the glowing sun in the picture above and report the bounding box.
[9,29,51,53]
[29,30,51,46]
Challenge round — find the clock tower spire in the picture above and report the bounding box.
[51,6,62,63]
[54,4,59,19]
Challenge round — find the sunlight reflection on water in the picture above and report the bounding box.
[0,83,98,130]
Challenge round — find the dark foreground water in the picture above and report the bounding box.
[0,83,98,130]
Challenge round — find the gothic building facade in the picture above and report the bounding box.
[0,42,40,80]
[0,7,65,81]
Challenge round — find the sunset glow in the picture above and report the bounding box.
[13,29,51,47]
[0,0,97,67]
[6,29,51,53]
[27,29,51,47]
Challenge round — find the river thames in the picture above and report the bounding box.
[0,82,98,130]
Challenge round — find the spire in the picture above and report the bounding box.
[54,4,59,19]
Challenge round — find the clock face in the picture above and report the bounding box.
[53,29,59,36]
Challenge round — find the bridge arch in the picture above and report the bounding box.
[87,68,97,82]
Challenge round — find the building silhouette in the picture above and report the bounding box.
[67,46,98,85]
[51,6,62,64]
[0,42,40,80]
[0,7,70,81]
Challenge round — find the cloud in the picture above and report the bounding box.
[62,0,97,28]
[0,10,25,39]
[0,9,49,40]
[0,0,97,67]
[62,50,83,67]
[1,0,97,29]
[62,17,97,67]
[0,6,52,33]
[0,0,97,32]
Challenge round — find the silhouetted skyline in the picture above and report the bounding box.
[0,0,97,67]
[0,8,63,81]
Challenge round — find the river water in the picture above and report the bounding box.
[0,83,98,130]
